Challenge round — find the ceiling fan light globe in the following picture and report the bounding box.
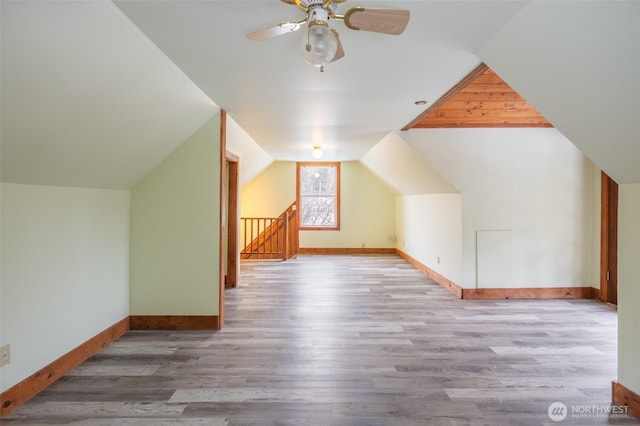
[301,23,338,67]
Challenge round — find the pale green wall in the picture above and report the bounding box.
[0,183,130,392]
[401,128,597,289]
[241,161,397,249]
[241,161,296,218]
[130,115,220,315]
[301,162,397,248]
[396,194,463,284]
[618,183,640,394]
[590,163,602,289]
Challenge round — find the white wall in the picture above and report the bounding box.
[396,194,463,284]
[618,183,640,394]
[0,183,129,392]
[130,115,220,315]
[401,128,597,289]
[241,161,397,249]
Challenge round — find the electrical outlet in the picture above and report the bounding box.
[437,256,441,264]
[0,345,10,367]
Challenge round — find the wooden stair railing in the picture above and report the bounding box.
[285,203,299,258]
[241,202,298,260]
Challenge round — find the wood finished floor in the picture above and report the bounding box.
[4,254,638,425]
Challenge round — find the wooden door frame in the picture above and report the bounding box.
[600,171,618,305]
[218,110,240,329]
[226,152,239,290]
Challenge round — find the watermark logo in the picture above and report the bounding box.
[547,402,629,422]
[548,402,568,422]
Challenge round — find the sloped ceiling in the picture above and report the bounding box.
[226,116,273,187]
[1,1,638,189]
[361,131,458,195]
[478,0,640,184]
[1,0,217,189]
[400,128,584,194]
[114,0,529,162]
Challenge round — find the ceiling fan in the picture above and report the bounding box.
[246,0,410,71]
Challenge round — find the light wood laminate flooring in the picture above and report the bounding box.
[4,255,638,425]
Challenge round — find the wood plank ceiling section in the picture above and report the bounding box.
[403,63,553,129]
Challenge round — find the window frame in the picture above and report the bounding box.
[296,162,341,231]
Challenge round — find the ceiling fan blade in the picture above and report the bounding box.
[343,8,410,35]
[330,30,345,63]
[246,21,303,41]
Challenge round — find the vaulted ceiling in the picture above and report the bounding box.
[0,0,217,189]
[1,1,639,188]
[113,0,530,163]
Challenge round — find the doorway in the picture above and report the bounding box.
[225,152,239,290]
[600,171,618,305]
[219,110,240,329]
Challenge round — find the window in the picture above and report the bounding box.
[297,162,340,230]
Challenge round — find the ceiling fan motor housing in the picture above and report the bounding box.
[299,0,339,14]
[307,4,332,26]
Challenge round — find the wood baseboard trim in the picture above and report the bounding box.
[129,315,219,330]
[0,317,129,418]
[613,381,640,420]
[462,286,595,300]
[299,247,396,255]
[395,249,597,301]
[395,249,463,298]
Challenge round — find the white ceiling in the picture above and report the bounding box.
[477,0,640,184]
[113,0,529,162]
[2,0,639,188]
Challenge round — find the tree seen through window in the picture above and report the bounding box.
[297,162,340,229]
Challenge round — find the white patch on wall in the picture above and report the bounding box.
[477,230,513,289]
